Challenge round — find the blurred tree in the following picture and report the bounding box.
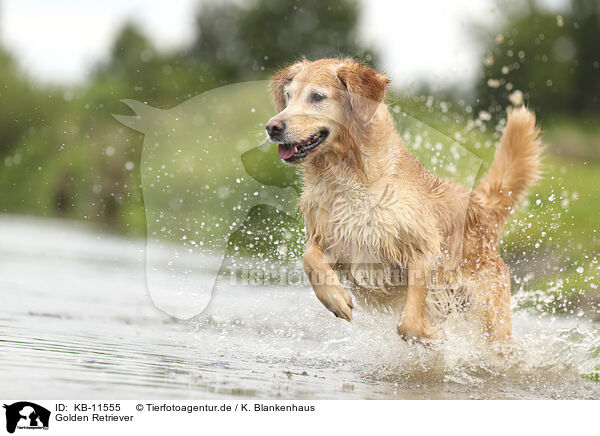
[189,0,378,83]
[0,48,41,156]
[570,0,600,113]
[473,0,600,118]
[103,23,157,76]
[95,23,219,107]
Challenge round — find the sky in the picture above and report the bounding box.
[0,0,566,88]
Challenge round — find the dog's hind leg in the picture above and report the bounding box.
[397,262,441,341]
[470,260,512,342]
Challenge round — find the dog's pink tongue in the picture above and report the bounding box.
[278,144,296,160]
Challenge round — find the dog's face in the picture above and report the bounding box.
[266,59,389,164]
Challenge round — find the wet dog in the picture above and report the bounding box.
[266,58,542,342]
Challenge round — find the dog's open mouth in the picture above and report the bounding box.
[278,130,329,162]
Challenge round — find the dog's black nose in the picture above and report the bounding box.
[266,119,285,139]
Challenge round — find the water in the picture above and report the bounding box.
[1,215,599,399]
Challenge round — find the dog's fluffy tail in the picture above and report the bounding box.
[474,107,543,227]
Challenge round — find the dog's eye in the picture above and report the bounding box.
[311,92,326,103]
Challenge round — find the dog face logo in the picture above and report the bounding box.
[114,80,482,320]
[114,81,299,319]
[3,402,50,434]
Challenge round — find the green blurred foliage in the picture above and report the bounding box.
[1,0,374,237]
[0,51,41,155]
[190,0,377,83]
[95,23,219,107]
[474,0,600,119]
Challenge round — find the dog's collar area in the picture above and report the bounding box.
[278,130,329,162]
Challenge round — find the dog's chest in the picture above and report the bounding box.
[301,179,407,262]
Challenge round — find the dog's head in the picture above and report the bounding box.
[266,59,389,165]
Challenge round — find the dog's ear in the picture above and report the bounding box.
[337,63,389,124]
[270,62,303,112]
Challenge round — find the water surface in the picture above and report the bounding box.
[1,216,599,399]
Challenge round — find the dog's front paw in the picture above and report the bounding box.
[315,285,354,322]
[397,319,442,343]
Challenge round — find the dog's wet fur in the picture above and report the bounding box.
[267,58,543,343]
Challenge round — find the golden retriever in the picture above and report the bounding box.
[266,58,542,342]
